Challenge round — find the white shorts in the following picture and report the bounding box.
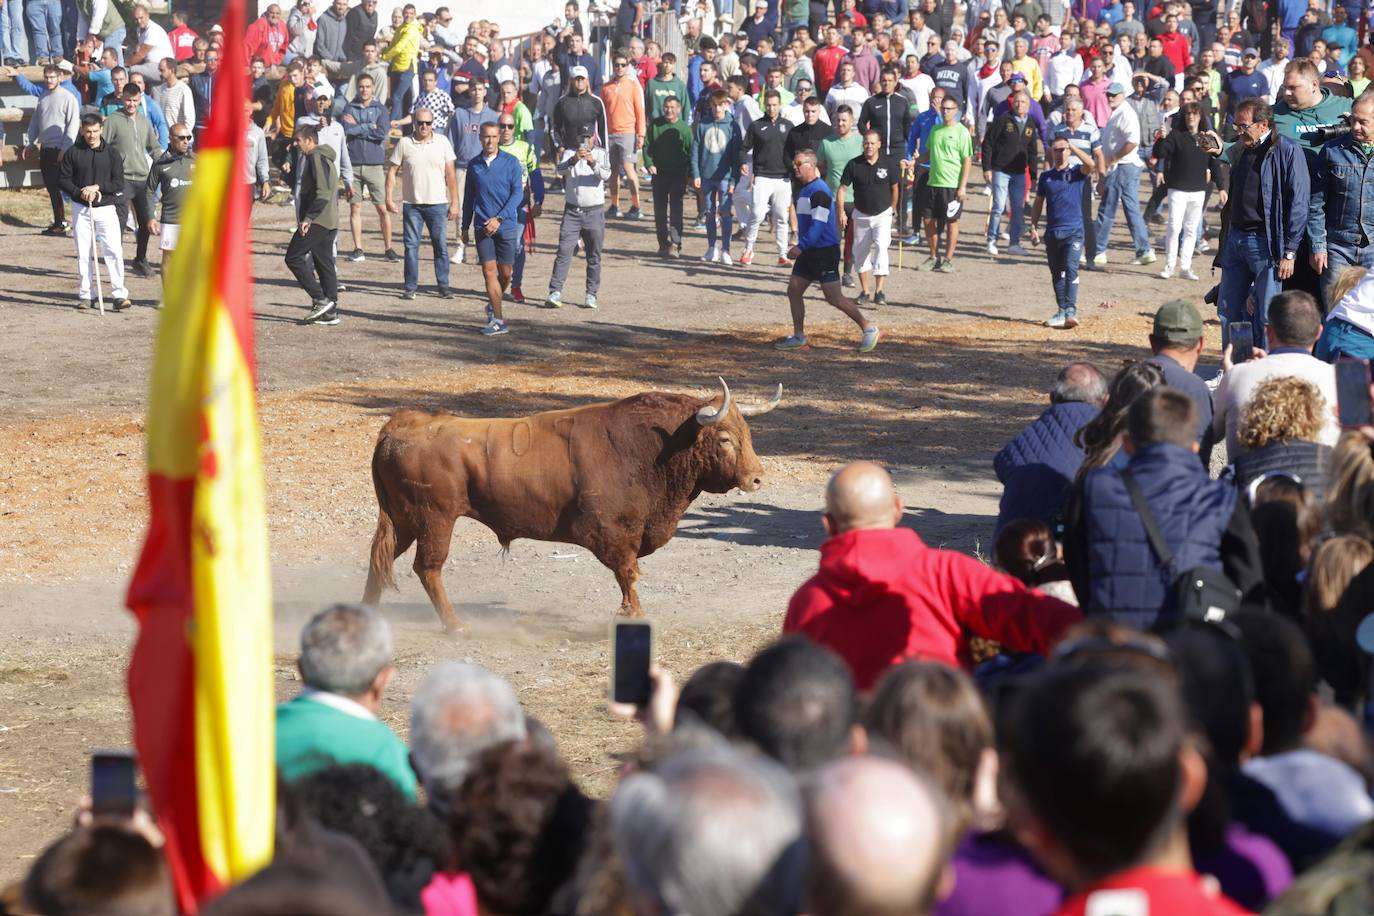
[160,223,180,251]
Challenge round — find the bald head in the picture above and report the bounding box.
[806,756,952,916]
[824,462,902,534]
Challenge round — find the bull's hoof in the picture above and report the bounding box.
[440,621,465,637]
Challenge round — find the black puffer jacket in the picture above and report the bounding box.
[1232,440,1332,505]
[57,138,124,208]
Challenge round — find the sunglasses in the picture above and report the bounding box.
[416,119,434,125]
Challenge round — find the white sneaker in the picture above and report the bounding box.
[1092,252,1108,266]
[1157,265,1174,279]
[999,230,1010,242]
[981,185,992,196]
[703,244,718,262]
[1197,238,1211,253]
[1180,268,1199,281]
[986,241,998,256]
[719,250,733,265]
[1132,250,1158,266]
[450,243,465,265]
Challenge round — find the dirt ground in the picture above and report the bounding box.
[0,176,1221,881]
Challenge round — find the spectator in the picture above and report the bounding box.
[914,92,972,273]
[23,822,174,915]
[314,0,348,75]
[341,73,396,263]
[1232,376,1332,502]
[692,90,741,265]
[496,115,544,305]
[1067,387,1262,627]
[784,461,1080,690]
[1151,100,1215,280]
[1234,611,1374,850]
[399,68,456,135]
[266,60,308,175]
[144,123,192,279]
[675,660,744,738]
[126,0,172,84]
[102,84,162,280]
[982,90,1039,258]
[28,62,80,237]
[646,52,688,121]
[734,637,861,772]
[996,518,1080,605]
[826,60,869,125]
[284,0,317,66]
[602,50,647,219]
[77,0,127,67]
[1246,475,1322,616]
[245,4,290,69]
[343,0,379,62]
[387,106,458,302]
[1212,290,1338,456]
[1305,535,1374,710]
[558,30,600,91]
[154,58,194,131]
[409,662,527,818]
[462,122,523,334]
[741,90,794,268]
[382,5,423,120]
[611,744,805,916]
[548,126,611,310]
[837,129,899,305]
[1002,663,1248,915]
[645,95,691,259]
[1091,82,1155,269]
[994,362,1108,533]
[166,10,197,62]
[1307,94,1374,308]
[1145,298,1215,460]
[1028,135,1093,329]
[806,756,955,916]
[275,604,415,798]
[244,100,271,204]
[285,123,341,326]
[1325,430,1374,539]
[552,65,608,153]
[189,49,220,139]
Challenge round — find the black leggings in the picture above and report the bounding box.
[39,147,65,224]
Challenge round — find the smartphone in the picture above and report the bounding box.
[1337,358,1373,428]
[1229,322,1254,363]
[610,620,653,706]
[91,750,137,818]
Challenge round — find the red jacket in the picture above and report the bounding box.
[245,16,289,67]
[783,528,1081,691]
[814,45,850,95]
[1158,31,1192,75]
[1055,867,1250,916]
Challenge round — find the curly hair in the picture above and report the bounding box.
[1237,376,1327,449]
[450,741,594,915]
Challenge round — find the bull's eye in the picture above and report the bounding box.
[718,434,733,446]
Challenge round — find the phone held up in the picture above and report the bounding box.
[91,749,138,819]
[610,620,653,706]
[1336,358,1373,429]
[1229,322,1254,364]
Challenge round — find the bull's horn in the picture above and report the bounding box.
[738,383,783,417]
[695,377,733,426]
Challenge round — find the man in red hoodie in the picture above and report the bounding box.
[1156,12,1192,78]
[783,461,1081,690]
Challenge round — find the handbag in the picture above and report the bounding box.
[1121,470,1241,624]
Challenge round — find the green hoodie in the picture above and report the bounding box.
[1274,88,1353,164]
[297,143,339,231]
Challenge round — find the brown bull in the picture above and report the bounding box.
[362,378,781,631]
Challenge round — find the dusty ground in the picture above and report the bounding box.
[0,176,1220,880]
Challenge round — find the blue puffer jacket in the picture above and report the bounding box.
[994,401,1098,533]
[1081,442,1237,630]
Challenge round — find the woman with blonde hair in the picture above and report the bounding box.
[1304,535,1374,710]
[1315,266,1374,361]
[1232,375,1332,504]
[1326,430,1374,539]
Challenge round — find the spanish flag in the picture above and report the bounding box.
[125,0,274,907]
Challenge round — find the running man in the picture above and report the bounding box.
[773,149,880,353]
[914,94,971,273]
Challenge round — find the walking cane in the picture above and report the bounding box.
[87,193,105,316]
[898,163,910,272]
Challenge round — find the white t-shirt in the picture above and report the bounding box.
[1101,103,1143,170]
[1331,268,1374,339]
[138,21,174,65]
[899,72,934,115]
[1212,352,1340,455]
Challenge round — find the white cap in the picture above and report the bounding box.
[570,64,589,78]
[57,59,74,73]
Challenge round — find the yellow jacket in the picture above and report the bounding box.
[383,19,423,73]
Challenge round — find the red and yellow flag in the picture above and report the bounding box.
[125,0,274,907]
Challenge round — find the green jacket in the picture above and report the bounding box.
[645,115,692,177]
[147,149,194,223]
[645,75,687,122]
[297,143,339,231]
[101,109,161,182]
[275,693,417,799]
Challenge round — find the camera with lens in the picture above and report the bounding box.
[1309,113,1353,145]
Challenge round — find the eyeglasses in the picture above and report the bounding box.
[171,133,191,140]
[415,119,433,125]
[499,122,515,128]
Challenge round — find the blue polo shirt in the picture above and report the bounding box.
[1037,167,1087,235]
[461,149,523,235]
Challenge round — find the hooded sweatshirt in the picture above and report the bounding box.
[784,527,1081,691]
[1274,88,1353,164]
[296,143,339,231]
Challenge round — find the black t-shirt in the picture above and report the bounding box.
[840,154,899,214]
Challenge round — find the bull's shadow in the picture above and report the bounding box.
[673,500,996,555]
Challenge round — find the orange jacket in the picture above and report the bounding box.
[601,76,646,137]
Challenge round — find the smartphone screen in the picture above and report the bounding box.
[91,750,137,818]
[611,621,653,705]
[1230,322,1254,363]
[1337,359,1373,428]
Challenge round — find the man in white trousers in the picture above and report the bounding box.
[740,89,793,267]
[727,74,760,251]
[837,130,900,306]
[58,114,130,311]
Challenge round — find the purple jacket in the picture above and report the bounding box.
[937,831,1063,916]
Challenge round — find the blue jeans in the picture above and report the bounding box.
[1325,240,1374,305]
[390,69,415,120]
[24,0,59,60]
[60,0,76,60]
[1219,228,1281,349]
[987,170,1026,246]
[1046,230,1083,314]
[402,202,449,291]
[103,25,124,64]
[2,0,29,63]
[1093,163,1150,259]
[701,179,733,252]
[1316,318,1374,362]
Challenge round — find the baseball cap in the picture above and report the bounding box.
[57,59,74,73]
[1243,47,1259,57]
[1153,299,1203,345]
[570,65,589,78]
[1106,81,1126,96]
[755,0,768,7]
[1007,72,1026,84]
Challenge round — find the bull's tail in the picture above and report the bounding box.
[364,438,399,601]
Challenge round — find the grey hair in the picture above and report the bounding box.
[1050,362,1108,405]
[409,662,527,810]
[298,604,393,696]
[611,745,806,916]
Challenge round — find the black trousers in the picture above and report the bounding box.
[285,223,339,302]
[653,172,685,249]
[115,179,153,261]
[39,147,65,224]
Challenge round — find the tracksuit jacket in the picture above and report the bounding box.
[981,112,1039,178]
[342,98,392,166]
[742,114,791,179]
[858,91,912,158]
[553,89,609,150]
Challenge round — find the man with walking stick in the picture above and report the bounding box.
[59,113,130,312]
